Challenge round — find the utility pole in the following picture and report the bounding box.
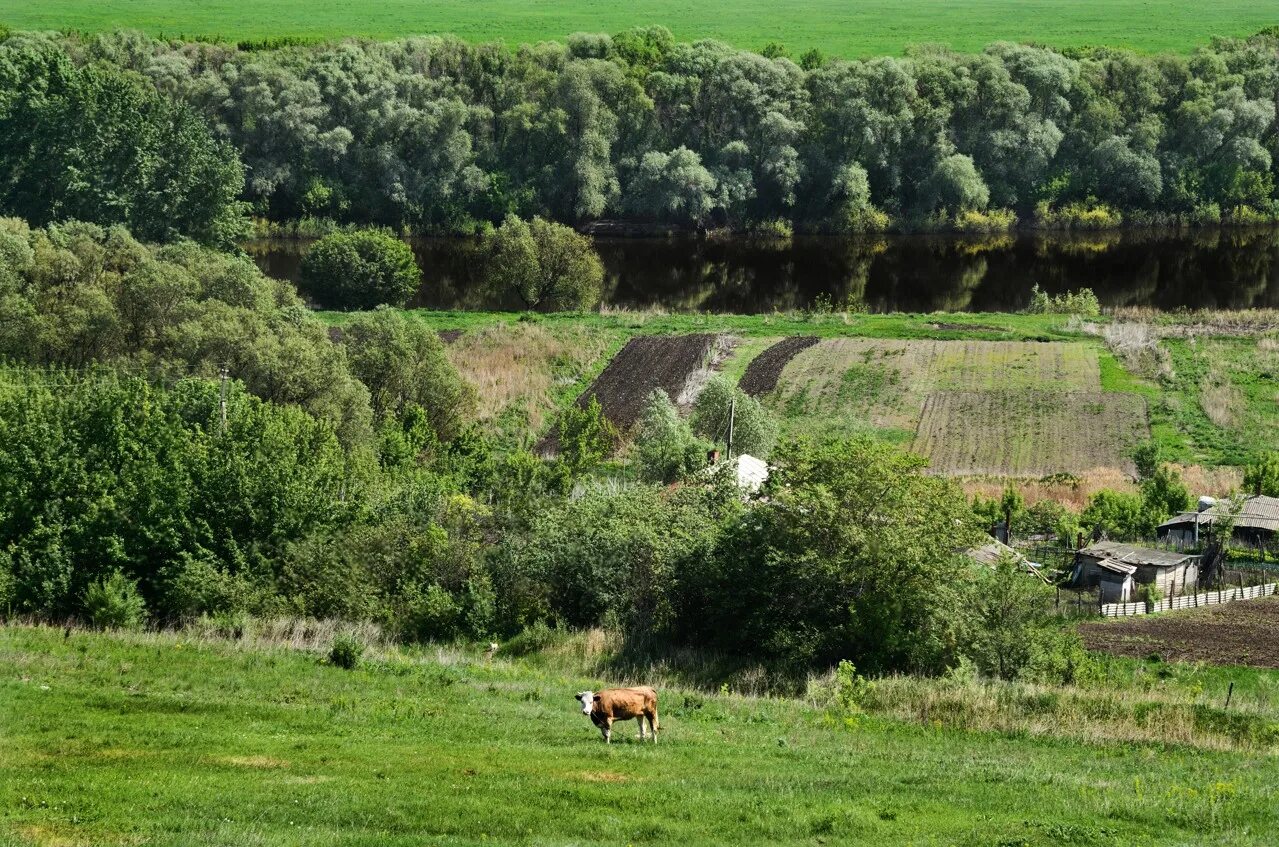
[727,393,736,460]
[218,366,229,434]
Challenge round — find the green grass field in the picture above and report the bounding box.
[2,0,1275,57]
[5,623,1279,846]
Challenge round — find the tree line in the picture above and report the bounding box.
[1,26,1278,241]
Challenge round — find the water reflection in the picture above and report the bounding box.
[244,227,1279,313]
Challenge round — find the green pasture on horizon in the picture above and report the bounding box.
[4,624,1279,846]
[1,0,1276,57]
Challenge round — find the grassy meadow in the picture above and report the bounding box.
[1,0,1274,58]
[5,623,1279,847]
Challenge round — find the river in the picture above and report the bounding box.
[245,227,1279,313]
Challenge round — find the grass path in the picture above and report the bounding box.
[4,625,1279,846]
[2,0,1274,57]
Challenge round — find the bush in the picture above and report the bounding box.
[690,377,777,460]
[82,571,147,630]
[481,215,604,311]
[300,229,420,309]
[1024,284,1100,316]
[329,632,365,669]
[632,389,711,483]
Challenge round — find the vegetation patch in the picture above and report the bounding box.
[913,390,1149,476]
[767,338,1102,439]
[445,322,617,434]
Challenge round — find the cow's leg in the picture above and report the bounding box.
[647,710,658,742]
[636,716,645,740]
[602,717,613,743]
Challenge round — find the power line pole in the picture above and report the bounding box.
[727,393,736,460]
[218,366,229,434]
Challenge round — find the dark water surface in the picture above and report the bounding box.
[245,227,1279,314]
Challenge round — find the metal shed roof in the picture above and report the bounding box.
[1095,558,1138,576]
[1159,495,1279,533]
[1077,541,1196,568]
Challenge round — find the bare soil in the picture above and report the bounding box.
[1079,597,1279,668]
[576,333,720,432]
[738,336,818,396]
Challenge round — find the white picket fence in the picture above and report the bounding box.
[1100,582,1278,618]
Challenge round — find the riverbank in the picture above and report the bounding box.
[251,225,1279,314]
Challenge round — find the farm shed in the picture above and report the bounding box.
[1072,542,1199,597]
[965,540,1050,583]
[1158,494,1279,548]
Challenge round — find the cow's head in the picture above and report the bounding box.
[575,691,596,716]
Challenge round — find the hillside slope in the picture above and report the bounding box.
[4,624,1279,846]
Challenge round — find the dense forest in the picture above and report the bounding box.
[1,26,1278,239]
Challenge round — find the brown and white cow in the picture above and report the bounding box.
[575,687,659,743]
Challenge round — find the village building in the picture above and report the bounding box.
[1157,494,1279,548]
[1071,541,1199,603]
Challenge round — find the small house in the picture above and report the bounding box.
[1158,494,1279,548]
[1072,541,1199,600]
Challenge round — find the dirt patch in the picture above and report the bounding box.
[577,333,721,433]
[738,336,818,396]
[1079,596,1279,668]
[580,771,630,783]
[927,322,1003,333]
[218,755,289,769]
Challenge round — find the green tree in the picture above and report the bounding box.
[682,438,983,674]
[690,376,777,459]
[555,396,618,477]
[342,309,475,439]
[965,557,1056,680]
[1081,489,1149,540]
[1243,452,1279,496]
[632,389,711,483]
[481,215,604,311]
[300,229,420,310]
[0,41,246,245]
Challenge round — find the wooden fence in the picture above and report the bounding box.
[1100,582,1278,618]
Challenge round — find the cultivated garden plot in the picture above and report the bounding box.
[574,333,727,433]
[1080,596,1279,668]
[763,338,1103,438]
[912,390,1149,476]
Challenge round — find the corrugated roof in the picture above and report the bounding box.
[1096,558,1137,576]
[1078,541,1195,568]
[1159,495,1279,533]
[966,540,1027,566]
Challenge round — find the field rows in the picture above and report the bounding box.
[912,390,1149,477]
[766,338,1102,433]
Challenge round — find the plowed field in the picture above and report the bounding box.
[739,336,818,396]
[576,333,722,432]
[1080,597,1279,668]
[912,390,1148,476]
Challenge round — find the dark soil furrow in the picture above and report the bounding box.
[738,336,818,396]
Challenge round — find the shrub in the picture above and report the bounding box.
[481,215,604,311]
[300,228,420,309]
[82,571,147,630]
[329,632,365,669]
[1024,284,1100,316]
[690,376,777,460]
[632,389,711,483]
